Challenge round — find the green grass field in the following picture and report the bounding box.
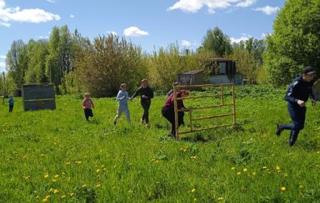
[1,86,320,202]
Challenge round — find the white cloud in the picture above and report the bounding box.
[230,34,252,43]
[46,0,55,3]
[181,40,192,48]
[69,14,75,19]
[254,6,280,15]
[0,61,5,71]
[38,35,49,39]
[236,0,256,8]
[168,0,256,13]
[123,26,149,37]
[0,55,5,59]
[106,30,117,36]
[0,0,60,26]
[260,33,270,39]
[0,21,10,27]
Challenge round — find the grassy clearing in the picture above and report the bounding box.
[0,86,320,202]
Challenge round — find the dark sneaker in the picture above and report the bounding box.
[276,124,282,136]
[113,120,117,126]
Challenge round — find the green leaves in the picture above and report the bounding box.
[265,0,320,85]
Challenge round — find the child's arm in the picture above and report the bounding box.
[131,87,141,100]
[116,91,125,101]
[285,82,299,103]
[82,99,86,109]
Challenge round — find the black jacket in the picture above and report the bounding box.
[285,76,314,104]
[132,86,154,102]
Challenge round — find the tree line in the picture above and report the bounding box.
[1,25,266,97]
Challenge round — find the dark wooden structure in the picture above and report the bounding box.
[22,84,56,111]
[177,70,205,85]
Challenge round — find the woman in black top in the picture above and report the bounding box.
[131,79,154,125]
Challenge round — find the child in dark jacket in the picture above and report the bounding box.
[8,96,14,112]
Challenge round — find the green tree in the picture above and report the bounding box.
[147,44,199,91]
[46,26,61,91]
[75,35,147,97]
[25,40,49,83]
[6,40,29,89]
[264,0,320,85]
[198,27,232,57]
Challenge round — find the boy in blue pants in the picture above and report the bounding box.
[114,83,131,125]
[276,66,317,146]
[8,96,14,112]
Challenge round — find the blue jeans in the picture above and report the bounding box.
[280,103,306,146]
[114,105,131,123]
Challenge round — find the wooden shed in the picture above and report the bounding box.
[177,70,205,85]
[22,84,56,111]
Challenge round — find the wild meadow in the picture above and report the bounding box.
[1,85,320,202]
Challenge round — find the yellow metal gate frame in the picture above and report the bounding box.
[173,83,236,139]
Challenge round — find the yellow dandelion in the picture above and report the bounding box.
[191,188,196,193]
[65,161,71,165]
[53,189,59,194]
[49,188,54,192]
[252,172,256,176]
[284,173,288,177]
[96,183,101,188]
[82,184,87,188]
[61,195,66,199]
[69,192,74,197]
[24,176,30,180]
[276,166,281,171]
[243,168,248,172]
[262,166,267,169]
[96,169,101,173]
[218,197,224,201]
[42,198,48,203]
[237,172,241,175]
[54,174,59,179]
[280,186,286,192]
[52,179,57,182]
[44,174,49,179]
[299,185,304,189]
[231,167,236,170]
[191,156,197,159]
[75,161,82,164]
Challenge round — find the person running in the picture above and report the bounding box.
[131,79,154,125]
[276,66,317,146]
[8,96,14,112]
[82,93,95,121]
[162,89,189,137]
[114,83,131,125]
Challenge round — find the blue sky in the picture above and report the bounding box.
[0,0,285,72]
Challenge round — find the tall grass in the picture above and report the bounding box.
[0,86,319,202]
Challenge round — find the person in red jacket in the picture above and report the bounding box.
[161,89,188,137]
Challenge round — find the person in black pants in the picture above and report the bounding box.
[131,79,154,125]
[276,66,317,146]
[162,90,188,137]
